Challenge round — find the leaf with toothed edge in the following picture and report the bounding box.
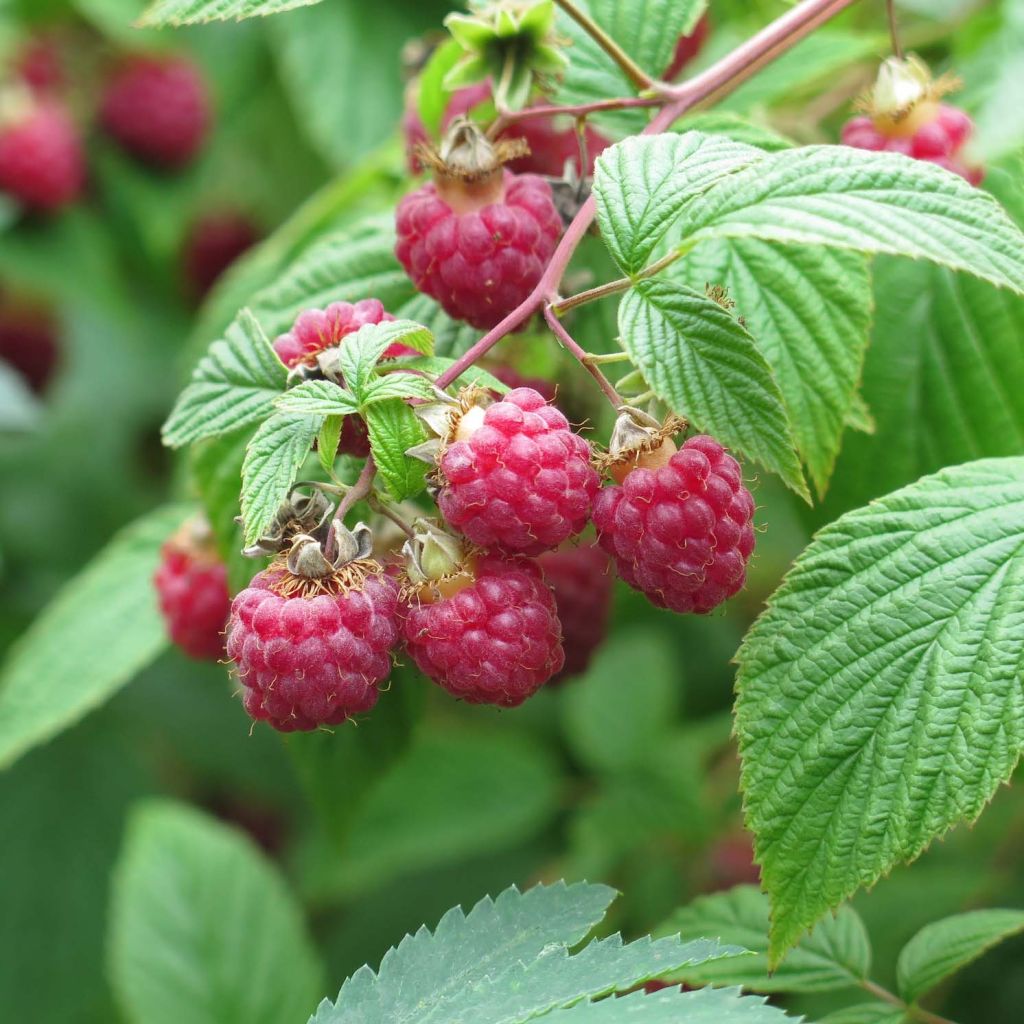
[365,400,428,502]
[544,985,801,1022]
[736,456,1024,963]
[336,320,434,404]
[618,280,808,500]
[241,414,322,547]
[137,0,326,27]
[307,880,747,1024]
[276,381,360,418]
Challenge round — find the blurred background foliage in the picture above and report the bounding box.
[0,0,1022,1021]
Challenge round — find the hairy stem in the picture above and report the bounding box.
[490,95,659,137]
[552,251,684,314]
[543,305,622,405]
[860,979,958,1024]
[369,495,416,539]
[886,0,904,59]
[552,0,654,91]
[435,0,863,391]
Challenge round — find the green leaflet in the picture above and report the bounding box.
[736,457,1024,961]
[618,280,808,499]
[0,504,188,770]
[365,399,428,501]
[240,413,321,545]
[677,239,872,497]
[660,885,871,993]
[896,909,1024,1004]
[110,801,323,1024]
[673,145,1024,295]
[138,0,324,25]
[308,881,743,1024]
[545,986,798,1023]
[162,309,286,449]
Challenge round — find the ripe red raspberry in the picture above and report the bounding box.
[0,99,84,212]
[154,525,231,661]
[594,434,756,614]
[664,14,709,80]
[537,544,611,680]
[226,561,399,732]
[100,55,209,168]
[16,36,64,94]
[395,119,562,329]
[183,211,260,299]
[0,295,59,393]
[401,551,564,705]
[436,387,599,555]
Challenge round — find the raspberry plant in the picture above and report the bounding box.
[1,1,1024,1023]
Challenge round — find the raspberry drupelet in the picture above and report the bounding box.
[395,118,563,329]
[593,411,756,615]
[226,526,399,732]
[399,526,564,706]
[417,386,599,556]
[154,517,231,662]
[100,55,209,168]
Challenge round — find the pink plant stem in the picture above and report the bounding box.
[434,0,862,393]
[491,95,659,134]
[326,454,376,558]
[543,305,623,405]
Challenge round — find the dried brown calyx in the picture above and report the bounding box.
[400,520,478,604]
[596,406,687,484]
[416,117,529,211]
[241,488,334,559]
[857,54,960,136]
[268,522,384,599]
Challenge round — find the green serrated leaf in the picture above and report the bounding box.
[659,886,871,993]
[364,399,427,501]
[0,504,188,770]
[138,0,324,26]
[241,413,322,545]
[318,416,344,477]
[276,380,360,417]
[110,801,322,1024]
[545,986,798,1023]
[736,457,1024,962]
[820,257,1024,522]
[674,146,1024,295]
[677,240,872,497]
[308,880,741,1024]
[163,309,286,449]
[417,38,464,135]
[593,132,765,274]
[896,909,1024,1004]
[618,280,808,500]
[361,374,437,405]
[340,320,434,403]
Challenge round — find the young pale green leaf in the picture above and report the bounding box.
[593,132,764,273]
[0,504,187,770]
[675,146,1024,295]
[275,380,360,417]
[678,239,872,497]
[364,399,427,502]
[587,0,707,79]
[337,320,434,402]
[736,457,1024,962]
[389,355,510,393]
[545,986,798,1023]
[110,801,322,1024]
[318,416,344,476]
[562,629,678,774]
[163,309,286,448]
[819,1004,906,1024]
[137,0,323,26]
[819,257,1024,522]
[241,413,321,546]
[660,885,871,993]
[896,909,1024,1004]
[308,880,740,1024]
[360,373,437,405]
[618,281,808,500]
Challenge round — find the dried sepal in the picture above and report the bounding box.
[240,488,333,558]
